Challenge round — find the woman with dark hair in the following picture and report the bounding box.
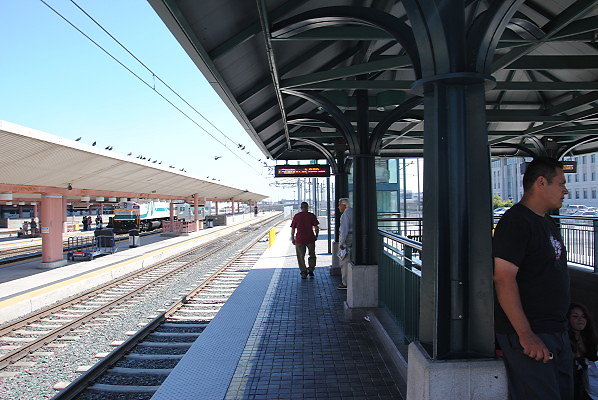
[568,303,598,399]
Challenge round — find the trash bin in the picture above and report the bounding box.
[95,228,115,247]
[128,229,140,248]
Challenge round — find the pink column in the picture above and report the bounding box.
[193,193,202,230]
[62,197,68,233]
[215,202,219,215]
[18,206,23,218]
[231,200,235,215]
[41,195,65,265]
[169,202,175,223]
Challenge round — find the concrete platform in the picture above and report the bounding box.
[152,226,405,400]
[0,213,278,326]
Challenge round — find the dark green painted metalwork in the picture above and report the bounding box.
[467,0,525,73]
[255,0,291,151]
[334,140,349,242]
[547,92,598,115]
[208,0,309,60]
[282,89,358,153]
[247,45,362,122]
[295,80,598,91]
[289,138,338,173]
[271,25,392,40]
[507,55,598,70]
[281,56,412,89]
[352,78,378,266]
[491,1,598,72]
[287,114,357,151]
[369,97,423,154]
[290,131,341,139]
[378,233,421,342]
[237,42,335,104]
[270,6,420,76]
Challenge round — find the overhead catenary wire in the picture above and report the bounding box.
[68,0,260,162]
[38,0,263,175]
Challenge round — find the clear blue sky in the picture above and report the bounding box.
[0,0,297,200]
[0,0,422,201]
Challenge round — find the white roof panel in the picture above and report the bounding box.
[0,121,267,202]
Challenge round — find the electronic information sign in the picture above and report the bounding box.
[521,160,576,174]
[561,161,577,173]
[275,165,331,177]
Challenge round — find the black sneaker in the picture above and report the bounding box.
[337,284,347,290]
[308,269,315,277]
[300,272,308,279]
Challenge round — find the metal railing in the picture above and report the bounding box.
[377,213,423,243]
[378,229,422,342]
[376,213,598,346]
[379,215,598,271]
[551,215,598,272]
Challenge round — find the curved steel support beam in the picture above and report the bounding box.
[290,138,338,174]
[400,0,450,76]
[369,96,424,154]
[282,89,358,154]
[287,113,358,153]
[343,157,353,175]
[558,137,598,160]
[506,17,545,41]
[526,135,548,157]
[492,143,539,158]
[468,0,526,73]
[271,6,421,78]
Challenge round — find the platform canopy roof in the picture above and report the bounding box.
[0,121,267,203]
[149,0,598,162]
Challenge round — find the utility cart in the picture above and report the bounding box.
[67,230,117,261]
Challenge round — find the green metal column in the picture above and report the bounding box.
[334,150,349,242]
[418,77,495,359]
[352,79,378,266]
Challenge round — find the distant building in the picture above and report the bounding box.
[491,157,530,203]
[491,153,598,209]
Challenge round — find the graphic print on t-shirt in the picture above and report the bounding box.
[549,235,562,260]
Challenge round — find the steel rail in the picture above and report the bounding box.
[0,215,281,370]
[51,220,278,400]
[0,232,213,338]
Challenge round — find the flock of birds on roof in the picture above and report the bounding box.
[72,137,267,182]
[77,137,264,165]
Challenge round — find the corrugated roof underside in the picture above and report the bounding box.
[0,124,267,201]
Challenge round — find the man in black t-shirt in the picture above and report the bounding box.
[494,157,573,400]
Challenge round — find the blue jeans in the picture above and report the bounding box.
[496,332,573,400]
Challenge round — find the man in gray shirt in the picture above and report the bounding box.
[337,198,353,290]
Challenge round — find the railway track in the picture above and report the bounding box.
[0,214,281,384]
[53,230,270,399]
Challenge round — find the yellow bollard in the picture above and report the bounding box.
[268,228,276,247]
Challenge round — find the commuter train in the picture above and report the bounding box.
[109,201,205,233]
[174,203,205,222]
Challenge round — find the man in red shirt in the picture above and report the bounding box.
[290,202,320,279]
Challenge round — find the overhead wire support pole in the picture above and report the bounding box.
[255,0,291,151]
